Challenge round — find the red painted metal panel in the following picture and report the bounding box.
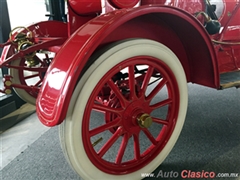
[107,0,139,8]
[68,0,102,15]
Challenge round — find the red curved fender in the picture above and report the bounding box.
[36,5,217,127]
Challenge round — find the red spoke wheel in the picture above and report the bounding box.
[8,46,54,105]
[59,39,188,180]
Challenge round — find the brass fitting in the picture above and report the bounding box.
[137,113,153,128]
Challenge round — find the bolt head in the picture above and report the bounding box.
[137,113,152,128]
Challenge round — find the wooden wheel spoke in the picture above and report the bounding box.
[133,133,141,160]
[98,127,123,158]
[93,102,123,115]
[142,129,158,145]
[128,65,137,99]
[146,78,167,101]
[33,79,42,87]
[107,79,127,107]
[24,73,40,80]
[115,133,129,164]
[150,98,172,110]
[140,67,154,95]
[152,117,168,126]
[89,118,121,137]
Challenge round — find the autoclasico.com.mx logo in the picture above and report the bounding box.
[141,170,239,179]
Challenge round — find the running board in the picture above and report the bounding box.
[220,71,240,89]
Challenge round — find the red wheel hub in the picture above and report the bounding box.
[122,100,146,132]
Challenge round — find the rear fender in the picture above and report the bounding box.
[36,5,219,126]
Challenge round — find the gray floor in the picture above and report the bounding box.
[1,84,240,180]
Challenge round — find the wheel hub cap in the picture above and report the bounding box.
[137,113,152,128]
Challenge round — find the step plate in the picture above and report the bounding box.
[220,71,240,89]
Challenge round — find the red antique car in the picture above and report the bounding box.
[0,0,239,179]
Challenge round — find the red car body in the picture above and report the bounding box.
[0,1,239,179]
[33,0,240,126]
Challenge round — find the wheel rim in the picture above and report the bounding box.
[82,56,180,174]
